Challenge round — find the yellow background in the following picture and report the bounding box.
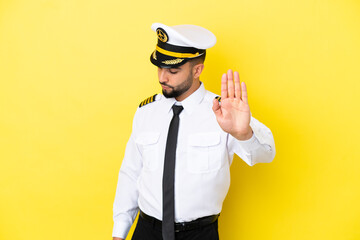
[1,0,359,239]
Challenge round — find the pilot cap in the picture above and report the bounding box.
[150,23,216,68]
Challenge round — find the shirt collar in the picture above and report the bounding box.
[162,82,206,115]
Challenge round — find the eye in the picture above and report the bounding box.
[169,70,178,74]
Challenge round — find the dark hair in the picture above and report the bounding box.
[188,51,206,66]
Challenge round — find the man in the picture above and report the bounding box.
[112,23,276,240]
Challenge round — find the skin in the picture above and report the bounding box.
[157,61,253,140]
[158,61,203,101]
[212,69,253,140]
[112,62,253,240]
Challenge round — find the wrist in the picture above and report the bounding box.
[232,126,253,141]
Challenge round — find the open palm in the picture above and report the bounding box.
[212,69,253,140]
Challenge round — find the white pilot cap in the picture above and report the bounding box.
[150,23,217,68]
[151,23,217,49]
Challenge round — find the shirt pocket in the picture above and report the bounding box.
[187,132,222,173]
[135,132,160,171]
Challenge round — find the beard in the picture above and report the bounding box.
[161,71,193,98]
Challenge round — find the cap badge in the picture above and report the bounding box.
[156,28,168,43]
[162,58,184,65]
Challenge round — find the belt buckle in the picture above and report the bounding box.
[175,222,186,232]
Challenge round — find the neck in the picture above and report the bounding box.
[175,79,201,102]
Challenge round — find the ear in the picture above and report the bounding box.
[192,63,205,79]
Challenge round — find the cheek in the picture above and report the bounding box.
[177,72,189,81]
[173,75,185,86]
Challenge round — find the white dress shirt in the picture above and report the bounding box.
[112,82,276,238]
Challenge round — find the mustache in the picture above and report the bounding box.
[160,82,174,89]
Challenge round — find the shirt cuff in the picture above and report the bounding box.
[233,130,260,153]
[112,220,132,239]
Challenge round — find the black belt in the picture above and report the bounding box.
[139,209,220,232]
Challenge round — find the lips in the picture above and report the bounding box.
[161,84,172,90]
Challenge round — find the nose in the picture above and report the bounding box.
[158,68,168,83]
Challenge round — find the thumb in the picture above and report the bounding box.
[212,98,222,118]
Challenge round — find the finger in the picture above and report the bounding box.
[227,69,234,98]
[221,73,227,99]
[234,71,241,99]
[241,81,248,103]
[212,98,222,117]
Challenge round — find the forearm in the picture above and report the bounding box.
[231,125,253,141]
[112,134,142,238]
[113,238,124,240]
[112,167,140,238]
[229,116,276,166]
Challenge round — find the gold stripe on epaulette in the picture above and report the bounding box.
[215,96,221,102]
[139,94,158,108]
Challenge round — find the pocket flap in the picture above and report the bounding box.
[188,132,221,147]
[135,132,160,145]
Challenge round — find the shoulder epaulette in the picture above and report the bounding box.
[139,94,158,108]
[215,96,221,102]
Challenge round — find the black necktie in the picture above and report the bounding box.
[162,105,184,240]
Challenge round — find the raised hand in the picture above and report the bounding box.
[212,69,253,140]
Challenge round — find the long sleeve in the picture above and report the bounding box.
[112,110,142,238]
[228,114,276,167]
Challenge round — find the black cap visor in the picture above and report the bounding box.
[150,41,205,68]
[150,50,189,68]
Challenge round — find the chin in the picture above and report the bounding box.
[163,89,182,99]
[162,89,173,98]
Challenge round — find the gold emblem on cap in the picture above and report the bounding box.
[152,50,157,60]
[157,28,168,43]
[162,58,184,65]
